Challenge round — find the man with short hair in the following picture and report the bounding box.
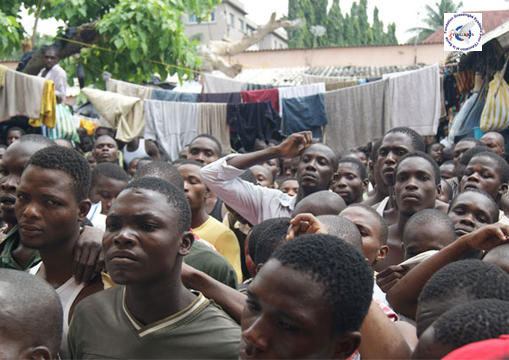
[93,135,120,164]
[187,134,222,165]
[68,177,240,358]
[6,126,25,147]
[480,131,505,156]
[38,46,67,103]
[89,162,129,215]
[331,157,369,205]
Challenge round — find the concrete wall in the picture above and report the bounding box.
[228,43,447,68]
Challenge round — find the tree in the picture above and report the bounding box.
[326,0,344,46]
[0,0,220,85]
[408,0,463,43]
[372,7,384,44]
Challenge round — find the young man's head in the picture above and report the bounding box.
[187,134,222,164]
[460,151,509,201]
[453,137,481,166]
[15,146,91,251]
[94,126,115,139]
[245,218,285,277]
[278,177,299,197]
[262,158,280,179]
[6,126,25,146]
[280,157,299,177]
[250,165,274,188]
[296,143,338,197]
[437,178,453,203]
[43,46,60,70]
[340,204,388,268]
[127,158,141,177]
[427,142,444,165]
[175,160,208,214]
[240,234,373,359]
[252,217,291,274]
[394,152,440,217]
[331,158,368,205]
[89,163,129,215]
[103,177,193,284]
[292,190,346,216]
[377,127,425,188]
[0,135,55,227]
[316,215,363,255]
[412,299,509,359]
[483,243,509,274]
[402,209,456,260]
[86,153,97,172]
[416,259,509,337]
[92,135,119,164]
[447,189,499,237]
[0,268,63,360]
[480,131,505,156]
[439,161,456,180]
[134,160,184,190]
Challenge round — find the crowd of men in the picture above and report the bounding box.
[1,94,509,359]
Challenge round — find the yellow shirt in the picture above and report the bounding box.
[193,216,242,282]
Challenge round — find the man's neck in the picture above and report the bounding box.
[38,232,78,289]
[125,270,196,325]
[191,207,209,229]
[396,212,413,236]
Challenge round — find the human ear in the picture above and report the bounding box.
[376,245,389,262]
[254,262,264,276]
[498,183,508,198]
[21,346,52,360]
[179,231,195,256]
[78,199,92,222]
[362,179,369,192]
[436,183,442,198]
[332,331,361,359]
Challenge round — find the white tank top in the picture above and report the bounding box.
[123,138,149,166]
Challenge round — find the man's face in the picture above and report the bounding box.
[86,154,97,172]
[377,132,415,187]
[178,164,207,211]
[281,157,298,177]
[340,206,384,267]
[395,157,437,216]
[296,144,335,195]
[453,140,476,166]
[43,49,59,70]
[240,259,341,359]
[280,179,299,197]
[428,143,443,165]
[403,223,453,260]
[187,137,220,165]
[448,192,495,237]
[351,151,368,168]
[262,159,279,178]
[89,175,128,215]
[460,155,505,200]
[331,163,365,205]
[93,136,119,164]
[103,188,188,284]
[15,166,85,250]
[0,142,41,227]
[481,133,505,156]
[6,130,22,147]
[439,163,456,180]
[250,165,273,188]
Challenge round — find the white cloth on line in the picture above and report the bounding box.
[203,73,246,93]
[277,83,326,117]
[144,99,200,161]
[37,63,67,102]
[106,78,152,99]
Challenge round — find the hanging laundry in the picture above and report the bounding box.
[0,65,46,122]
[82,88,144,143]
[144,100,200,160]
[197,92,242,104]
[241,88,279,113]
[41,103,80,142]
[106,78,152,99]
[227,101,280,152]
[203,73,246,93]
[325,80,358,91]
[383,64,441,136]
[245,83,274,90]
[443,72,460,113]
[199,103,231,154]
[28,80,56,128]
[278,83,326,117]
[151,88,198,102]
[281,94,328,138]
[324,80,386,151]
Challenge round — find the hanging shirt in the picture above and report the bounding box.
[281,93,328,138]
[38,63,67,103]
[241,88,279,113]
[151,88,198,102]
[197,92,242,104]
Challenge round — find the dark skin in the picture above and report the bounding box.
[93,135,119,164]
[331,163,368,205]
[452,140,477,166]
[0,141,103,283]
[88,175,128,215]
[124,137,160,161]
[177,163,210,229]
[460,154,508,202]
[15,166,103,321]
[480,132,505,156]
[103,188,195,325]
[6,130,22,147]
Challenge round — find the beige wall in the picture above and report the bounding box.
[229,43,447,68]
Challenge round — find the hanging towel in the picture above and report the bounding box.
[41,103,80,142]
[281,94,328,138]
[199,103,231,155]
[197,92,242,104]
[28,80,56,128]
[106,78,152,99]
[324,79,386,152]
[0,65,46,121]
[37,63,67,103]
[82,88,144,143]
[151,88,198,102]
[203,73,246,93]
[144,100,200,160]
[278,83,326,117]
[227,102,280,152]
[241,88,279,113]
[325,80,358,91]
[383,64,441,136]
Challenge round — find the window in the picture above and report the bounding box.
[238,19,244,31]
[228,13,234,26]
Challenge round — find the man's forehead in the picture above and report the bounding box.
[302,144,335,158]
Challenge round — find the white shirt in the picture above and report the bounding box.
[201,155,296,226]
[38,63,67,102]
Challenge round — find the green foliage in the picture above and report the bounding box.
[288,0,398,48]
[0,9,23,58]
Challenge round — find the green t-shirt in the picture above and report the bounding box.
[0,226,41,270]
[68,286,240,359]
